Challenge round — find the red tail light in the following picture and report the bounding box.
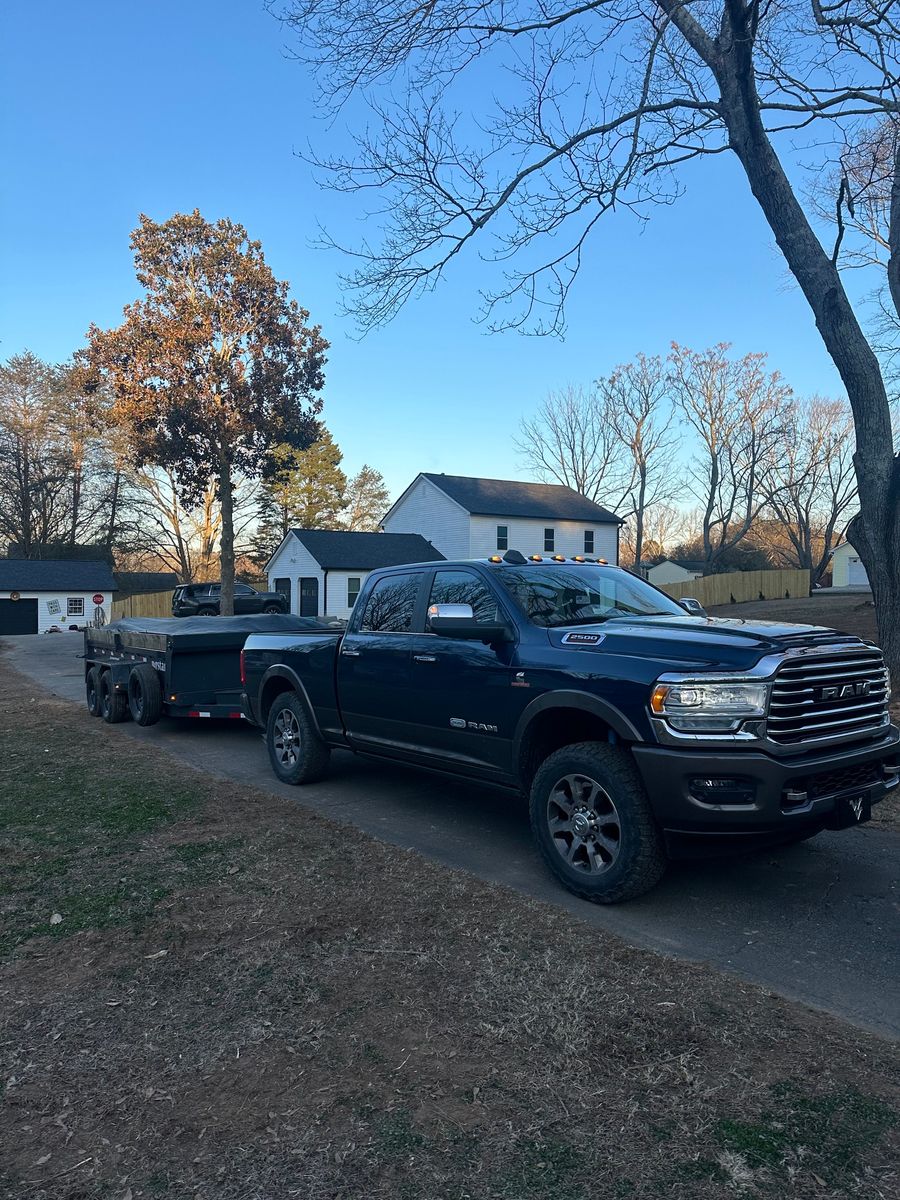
[239,649,246,686]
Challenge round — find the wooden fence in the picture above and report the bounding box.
[111,590,173,620]
[657,568,810,608]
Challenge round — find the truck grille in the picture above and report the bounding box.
[767,647,890,746]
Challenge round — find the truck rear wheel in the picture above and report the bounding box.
[530,742,666,903]
[128,663,163,726]
[266,692,330,785]
[99,670,128,724]
[86,666,103,717]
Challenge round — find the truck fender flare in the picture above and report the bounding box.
[513,689,644,768]
[257,665,324,739]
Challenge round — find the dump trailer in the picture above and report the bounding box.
[84,614,339,726]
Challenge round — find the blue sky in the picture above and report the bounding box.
[1,1,851,501]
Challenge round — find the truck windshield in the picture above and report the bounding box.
[494,565,686,628]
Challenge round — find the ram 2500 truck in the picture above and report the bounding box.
[240,552,899,903]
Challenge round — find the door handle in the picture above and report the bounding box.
[341,648,362,658]
[413,654,437,663]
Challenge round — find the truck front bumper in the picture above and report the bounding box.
[632,727,900,858]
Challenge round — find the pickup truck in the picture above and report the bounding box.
[240,552,899,903]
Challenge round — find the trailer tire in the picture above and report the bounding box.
[266,691,330,785]
[99,670,128,724]
[86,666,103,717]
[530,742,666,904]
[128,663,163,726]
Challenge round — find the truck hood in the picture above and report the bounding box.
[546,614,866,672]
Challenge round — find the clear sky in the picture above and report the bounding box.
[1,1,850,502]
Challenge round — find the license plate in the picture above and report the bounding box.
[833,792,872,829]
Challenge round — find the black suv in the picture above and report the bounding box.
[172,582,289,617]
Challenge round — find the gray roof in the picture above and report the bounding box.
[422,474,622,523]
[291,530,445,570]
[114,571,180,595]
[0,559,118,592]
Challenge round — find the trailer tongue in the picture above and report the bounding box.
[84,614,340,725]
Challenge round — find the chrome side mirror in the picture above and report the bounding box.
[679,597,707,617]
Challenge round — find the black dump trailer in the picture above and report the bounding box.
[83,614,337,726]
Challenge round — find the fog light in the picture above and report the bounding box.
[688,777,756,806]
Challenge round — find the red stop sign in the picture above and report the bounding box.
[92,593,105,605]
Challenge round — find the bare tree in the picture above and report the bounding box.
[601,354,680,570]
[762,397,858,582]
[516,385,629,504]
[669,344,790,568]
[276,0,900,676]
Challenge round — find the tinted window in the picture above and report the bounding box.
[495,565,683,627]
[428,570,500,625]
[235,584,254,594]
[359,572,423,633]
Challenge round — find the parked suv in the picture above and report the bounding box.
[172,582,289,617]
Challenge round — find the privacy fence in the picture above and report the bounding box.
[657,569,810,608]
[111,590,173,620]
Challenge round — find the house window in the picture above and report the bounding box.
[584,530,594,555]
[496,525,509,551]
[347,577,361,608]
[67,597,85,616]
[543,528,555,552]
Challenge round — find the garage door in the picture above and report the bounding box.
[848,557,869,586]
[0,598,39,634]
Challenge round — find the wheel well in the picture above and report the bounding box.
[519,707,625,784]
[259,677,297,724]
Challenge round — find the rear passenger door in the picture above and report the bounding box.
[233,583,257,614]
[337,570,426,752]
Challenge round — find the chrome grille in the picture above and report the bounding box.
[767,646,890,746]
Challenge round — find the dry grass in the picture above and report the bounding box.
[1,658,898,1200]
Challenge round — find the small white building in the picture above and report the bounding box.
[645,558,705,586]
[0,559,117,635]
[831,542,870,589]
[382,473,622,562]
[266,529,444,621]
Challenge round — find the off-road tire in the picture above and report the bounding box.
[86,666,103,717]
[99,670,128,724]
[530,741,666,904]
[128,663,163,726]
[266,691,331,785]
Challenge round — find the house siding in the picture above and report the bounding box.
[468,516,618,563]
[382,476,470,558]
[831,543,870,589]
[646,561,701,586]
[12,591,112,634]
[266,540,325,616]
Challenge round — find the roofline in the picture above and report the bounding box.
[381,473,471,524]
[264,530,296,574]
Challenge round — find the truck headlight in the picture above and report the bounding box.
[650,680,769,732]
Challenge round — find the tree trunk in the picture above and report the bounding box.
[712,10,900,679]
[219,454,236,617]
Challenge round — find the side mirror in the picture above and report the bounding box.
[679,597,707,618]
[428,603,511,644]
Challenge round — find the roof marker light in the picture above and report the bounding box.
[572,555,585,563]
[529,554,543,562]
[552,554,566,562]
[597,558,609,565]
[488,555,503,563]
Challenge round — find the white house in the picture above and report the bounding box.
[266,529,444,621]
[0,559,117,635]
[831,542,870,589]
[645,558,705,586]
[382,473,622,562]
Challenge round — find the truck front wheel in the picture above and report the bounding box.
[266,692,330,785]
[530,742,666,903]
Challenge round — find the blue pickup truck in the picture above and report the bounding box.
[240,552,899,903]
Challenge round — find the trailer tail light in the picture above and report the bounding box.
[239,649,246,685]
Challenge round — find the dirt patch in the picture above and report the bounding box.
[0,660,898,1200]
